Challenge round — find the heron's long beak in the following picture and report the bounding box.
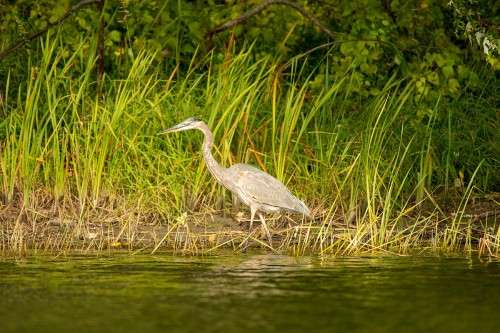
[158,123,186,135]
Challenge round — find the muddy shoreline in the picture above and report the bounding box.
[1,193,499,256]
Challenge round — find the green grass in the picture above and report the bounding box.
[0,35,498,256]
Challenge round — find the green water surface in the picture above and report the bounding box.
[1,253,499,332]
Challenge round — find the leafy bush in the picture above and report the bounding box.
[0,0,498,192]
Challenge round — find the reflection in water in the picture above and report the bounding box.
[0,254,499,333]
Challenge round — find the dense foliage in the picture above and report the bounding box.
[1,1,499,89]
[0,0,498,192]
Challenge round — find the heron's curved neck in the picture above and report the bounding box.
[198,123,225,184]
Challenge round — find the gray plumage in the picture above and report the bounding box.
[161,117,310,242]
[226,163,309,215]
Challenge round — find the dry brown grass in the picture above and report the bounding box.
[1,190,499,257]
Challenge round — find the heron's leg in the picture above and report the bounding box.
[249,207,256,231]
[258,213,272,244]
[232,194,241,213]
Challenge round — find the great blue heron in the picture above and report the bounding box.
[160,117,310,243]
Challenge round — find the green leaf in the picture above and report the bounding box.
[109,31,121,42]
[442,65,454,78]
[448,79,460,94]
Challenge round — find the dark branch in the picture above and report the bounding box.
[206,0,335,41]
[96,0,105,92]
[0,0,101,60]
[381,0,396,23]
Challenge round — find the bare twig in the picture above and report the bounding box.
[206,0,335,42]
[0,0,101,60]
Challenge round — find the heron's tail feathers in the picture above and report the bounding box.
[294,199,311,219]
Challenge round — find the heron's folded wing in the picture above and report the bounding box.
[229,164,300,210]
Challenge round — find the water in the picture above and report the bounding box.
[1,253,499,333]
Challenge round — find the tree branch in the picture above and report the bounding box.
[206,0,336,42]
[96,0,105,92]
[0,0,101,61]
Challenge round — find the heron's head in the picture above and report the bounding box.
[160,117,204,134]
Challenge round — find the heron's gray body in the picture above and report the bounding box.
[226,163,309,215]
[161,117,310,242]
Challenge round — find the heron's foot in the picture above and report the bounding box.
[260,223,273,245]
[245,224,272,245]
[239,240,250,253]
